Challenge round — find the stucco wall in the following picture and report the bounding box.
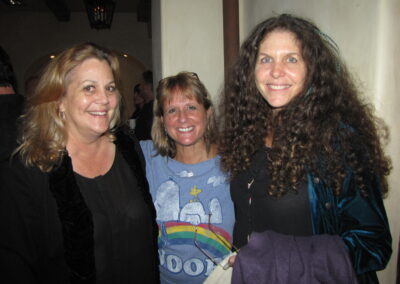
[152,0,224,103]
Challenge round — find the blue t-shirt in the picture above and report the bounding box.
[140,140,235,284]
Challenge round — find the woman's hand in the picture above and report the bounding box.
[223,254,237,270]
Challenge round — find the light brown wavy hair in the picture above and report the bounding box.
[152,71,218,158]
[219,14,391,197]
[17,42,122,172]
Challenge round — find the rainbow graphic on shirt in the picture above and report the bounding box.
[158,221,232,258]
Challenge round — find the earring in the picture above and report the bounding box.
[60,111,66,120]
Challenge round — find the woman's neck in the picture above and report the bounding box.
[67,134,109,155]
[264,135,273,148]
[66,135,116,178]
[174,143,217,164]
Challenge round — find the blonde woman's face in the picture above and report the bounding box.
[59,58,118,142]
[162,91,209,151]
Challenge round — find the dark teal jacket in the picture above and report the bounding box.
[307,172,392,283]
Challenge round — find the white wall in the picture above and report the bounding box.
[374,1,400,282]
[239,0,399,282]
[152,0,224,103]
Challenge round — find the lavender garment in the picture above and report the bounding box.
[232,230,358,284]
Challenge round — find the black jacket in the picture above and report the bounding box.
[0,93,23,162]
[0,128,159,283]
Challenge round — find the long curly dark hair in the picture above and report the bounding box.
[219,14,391,197]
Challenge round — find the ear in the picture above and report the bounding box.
[58,97,66,113]
[206,107,212,118]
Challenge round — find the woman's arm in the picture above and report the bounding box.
[311,171,392,282]
[0,158,46,283]
[340,173,391,273]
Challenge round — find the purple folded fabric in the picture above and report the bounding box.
[232,230,358,284]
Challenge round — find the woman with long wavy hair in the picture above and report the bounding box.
[219,14,391,283]
[0,43,158,283]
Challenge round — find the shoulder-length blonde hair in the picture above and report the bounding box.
[17,42,122,172]
[152,71,218,158]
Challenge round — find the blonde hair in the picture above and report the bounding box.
[152,71,218,158]
[17,42,122,172]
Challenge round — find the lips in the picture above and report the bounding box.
[89,111,107,116]
[178,126,194,132]
[267,84,291,90]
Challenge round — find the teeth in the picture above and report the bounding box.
[268,84,290,90]
[178,127,193,132]
[90,111,107,115]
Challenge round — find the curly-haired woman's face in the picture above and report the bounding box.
[255,30,307,110]
[59,58,118,142]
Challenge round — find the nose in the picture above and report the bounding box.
[178,110,188,122]
[270,62,284,79]
[96,89,110,104]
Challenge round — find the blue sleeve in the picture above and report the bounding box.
[312,172,391,283]
[139,140,152,162]
[339,173,391,276]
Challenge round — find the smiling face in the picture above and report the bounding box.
[59,58,118,142]
[162,91,209,151]
[255,30,307,110]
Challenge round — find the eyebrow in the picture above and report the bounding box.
[258,51,300,57]
[80,80,115,85]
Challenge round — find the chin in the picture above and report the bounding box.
[267,99,291,109]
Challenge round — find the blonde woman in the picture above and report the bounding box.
[0,43,158,283]
[140,72,235,283]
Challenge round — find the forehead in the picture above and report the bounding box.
[259,29,301,52]
[163,88,199,106]
[67,58,112,82]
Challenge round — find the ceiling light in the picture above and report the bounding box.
[2,0,24,6]
[84,0,116,30]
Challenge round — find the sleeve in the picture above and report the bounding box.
[339,172,392,276]
[312,170,392,283]
[0,158,45,283]
[139,140,154,174]
[139,140,156,195]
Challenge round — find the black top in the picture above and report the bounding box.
[230,146,313,248]
[75,150,155,283]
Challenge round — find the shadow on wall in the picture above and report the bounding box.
[23,50,146,123]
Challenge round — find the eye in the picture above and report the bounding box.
[260,56,272,64]
[287,56,298,63]
[83,85,95,93]
[187,105,197,111]
[106,85,116,93]
[166,108,176,115]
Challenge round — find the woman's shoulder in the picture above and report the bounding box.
[139,139,154,149]
[1,154,43,178]
[139,140,157,157]
[0,155,48,200]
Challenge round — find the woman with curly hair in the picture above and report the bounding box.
[219,14,391,283]
[0,43,158,283]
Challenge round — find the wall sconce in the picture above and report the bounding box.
[84,0,116,29]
